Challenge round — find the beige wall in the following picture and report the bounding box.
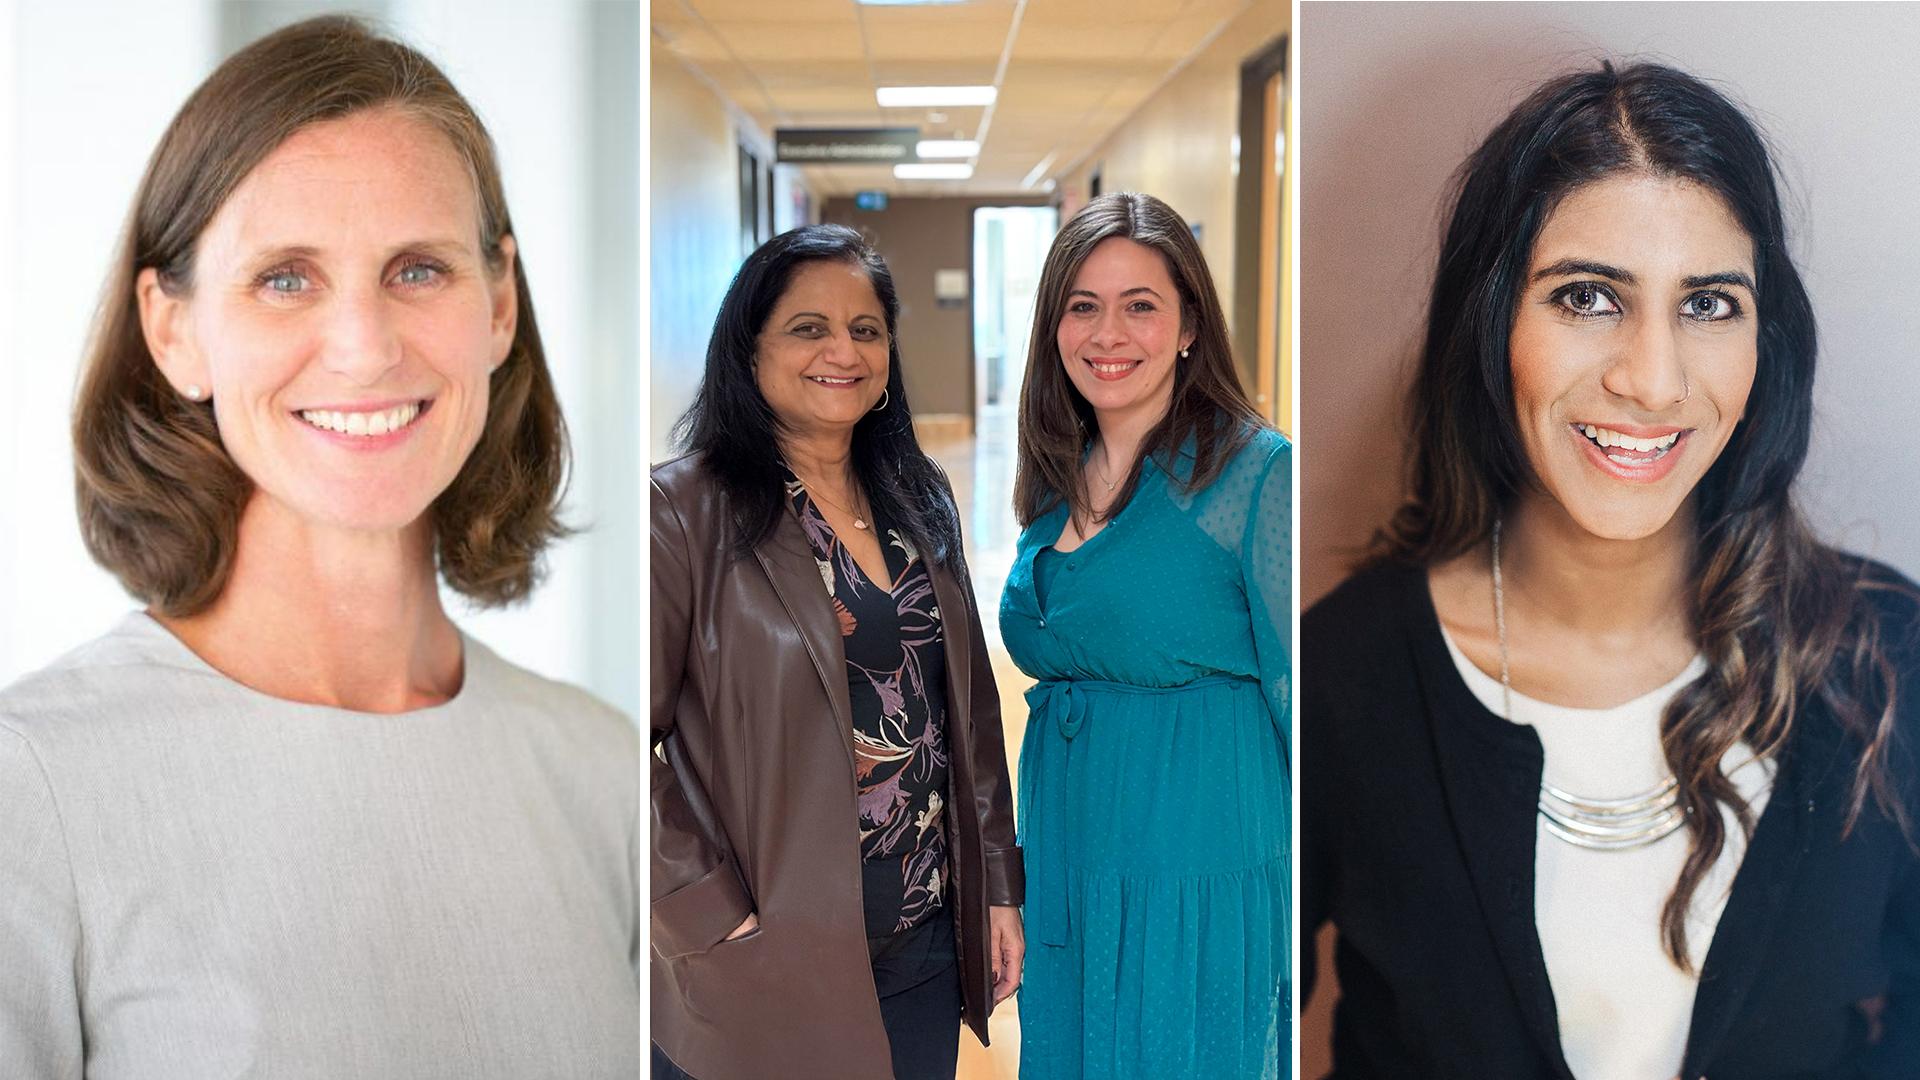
[821,195,1051,420]
[649,38,742,463]
[1057,0,1288,346]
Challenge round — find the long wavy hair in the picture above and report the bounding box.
[1013,192,1264,528]
[673,224,960,564]
[1372,61,1912,969]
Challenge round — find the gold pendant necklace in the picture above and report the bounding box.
[1090,442,1123,493]
[800,478,869,530]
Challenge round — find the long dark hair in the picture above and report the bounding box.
[672,224,959,564]
[1374,61,1911,968]
[1013,192,1265,527]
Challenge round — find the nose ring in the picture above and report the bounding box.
[1676,375,1690,405]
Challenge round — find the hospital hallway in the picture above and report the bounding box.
[651,1,1289,1073]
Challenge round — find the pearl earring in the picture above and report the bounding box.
[1179,348,1190,359]
[184,384,205,401]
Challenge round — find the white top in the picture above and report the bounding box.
[1441,630,1773,1080]
[0,614,639,1080]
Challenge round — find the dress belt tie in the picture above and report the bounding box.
[1018,673,1256,946]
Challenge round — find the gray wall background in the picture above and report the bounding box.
[1301,1,1920,610]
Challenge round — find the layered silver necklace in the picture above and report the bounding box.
[1492,519,1686,852]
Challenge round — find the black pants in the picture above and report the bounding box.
[652,913,962,1080]
[869,911,963,1079]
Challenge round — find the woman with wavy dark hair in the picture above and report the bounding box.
[651,224,1024,1080]
[0,17,635,1078]
[1003,192,1290,1078]
[1303,62,1920,1079]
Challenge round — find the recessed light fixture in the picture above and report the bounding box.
[895,163,974,180]
[916,140,979,159]
[877,86,996,108]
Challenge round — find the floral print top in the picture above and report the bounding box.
[786,476,950,937]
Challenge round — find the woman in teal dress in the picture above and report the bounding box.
[1002,191,1290,1079]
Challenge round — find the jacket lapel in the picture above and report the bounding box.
[1680,723,1819,1076]
[928,559,973,753]
[752,508,857,768]
[1410,611,1576,1078]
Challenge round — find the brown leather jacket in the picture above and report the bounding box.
[649,453,1024,1080]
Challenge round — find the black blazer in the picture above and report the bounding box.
[1303,560,1920,1080]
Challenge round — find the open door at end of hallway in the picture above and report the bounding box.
[969,205,1060,536]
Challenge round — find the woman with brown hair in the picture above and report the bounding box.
[1303,63,1920,1079]
[0,17,636,1078]
[1002,191,1290,1079]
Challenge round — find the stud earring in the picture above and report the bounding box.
[1179,348,1190,359]
[184,384,205,401]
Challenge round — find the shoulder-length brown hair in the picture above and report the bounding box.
[1013,191,1265,528]
[73,14,567,617]
[1374,62,1914,968]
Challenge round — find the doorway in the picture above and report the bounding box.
[1235,34,1288,434]
[969,204,1058,540]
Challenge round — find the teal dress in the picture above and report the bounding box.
[1001,426,1291,1080]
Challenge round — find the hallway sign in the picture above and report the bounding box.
[775,128,919,164]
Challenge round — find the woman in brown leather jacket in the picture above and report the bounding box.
[650,225,1026,1080]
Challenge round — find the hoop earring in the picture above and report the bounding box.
[871,388,890,413]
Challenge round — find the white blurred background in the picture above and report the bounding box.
[0,0,641,716]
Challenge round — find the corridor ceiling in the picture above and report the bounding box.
[652,0,1272,196]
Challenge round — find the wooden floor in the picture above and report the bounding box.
[923,419,1029,1080]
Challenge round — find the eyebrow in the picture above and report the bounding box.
[1067,286,1167,300]
[783,310,882,324]
[1532,258,1636,285]
[1532,258,1757,294]
[1682,270,1757,293]
[245,238,473,269]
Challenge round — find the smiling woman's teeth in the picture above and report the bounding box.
[299,402,421,437]
[1580,423,1679,453]
[807,376,857,385]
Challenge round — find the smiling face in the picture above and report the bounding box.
[754,259,891,441]
[1056,236,1195,430]
[138,108,516,535]
[1508,173,1759,541]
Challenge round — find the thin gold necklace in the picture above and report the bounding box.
[1090,442,1125,492]
[796,473,870,531]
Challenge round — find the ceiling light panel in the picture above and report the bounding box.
[876,85,997,108]
[895,163,974,179]
[916,140,980,158]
